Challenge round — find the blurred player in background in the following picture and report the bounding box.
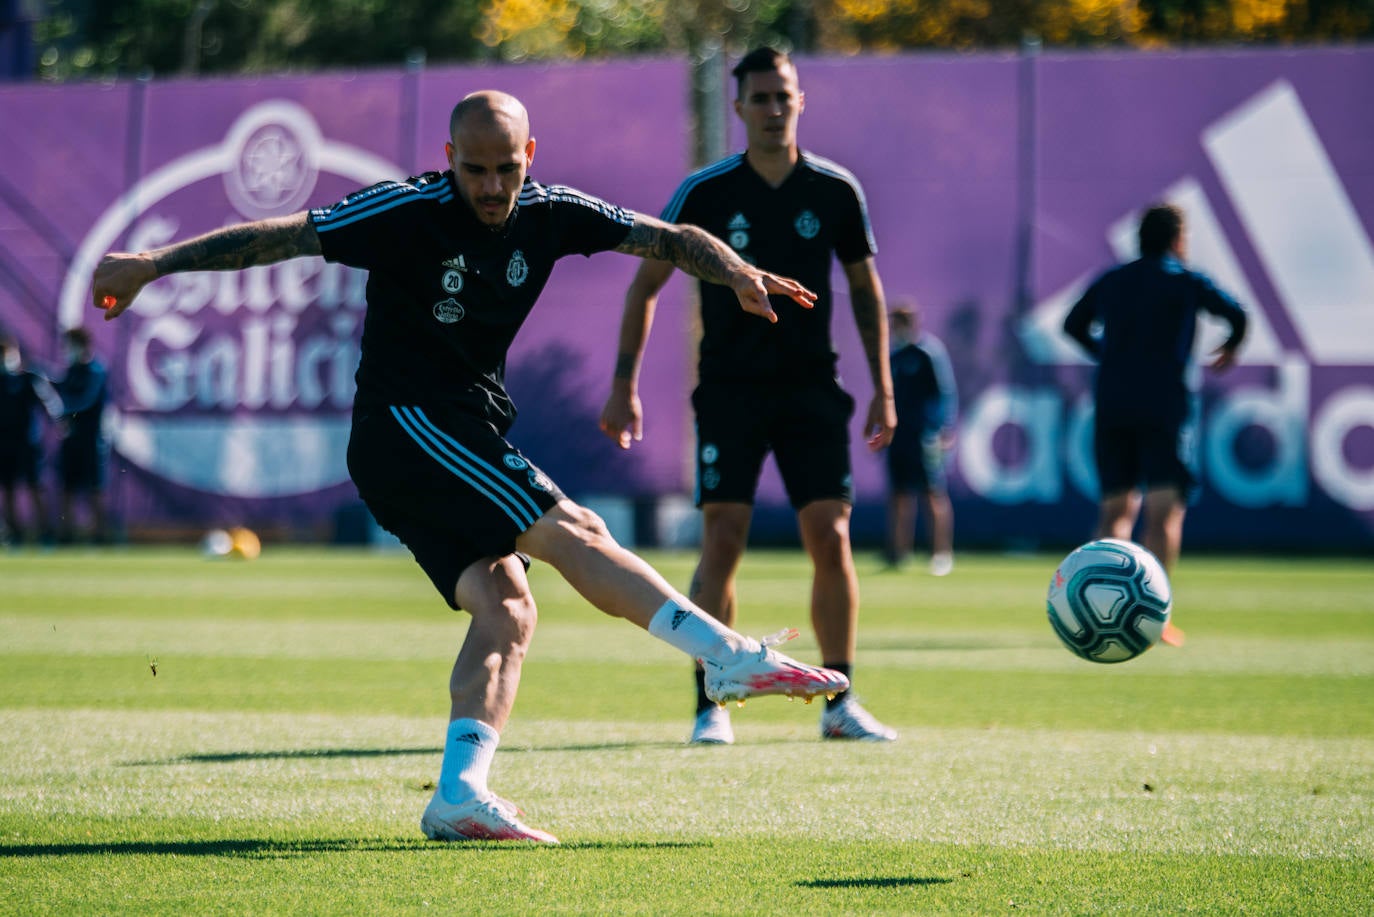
[0,334,62,546]
[54,327,110,544]
[884,302,957,575]
[1063,203,1246,644]
[92,90,848,845]
[601,47,897,744]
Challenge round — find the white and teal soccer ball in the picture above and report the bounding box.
[1046,538,1172,663]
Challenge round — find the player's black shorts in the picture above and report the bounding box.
[58,437,105,492]
[0,443,41,488]
[691,377,855,509]
[1094,418,1197,499]
[347,404,564,609]
[886,432,947,494]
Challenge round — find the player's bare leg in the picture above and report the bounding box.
[1096,489,1141,542]
[920,489,955,575]
[693,502,752,630]
[682,502,750,742]
[517,499,846,701]
[1142,486,1187,646]
[423,554,555,843]
[449,555,537,730]
[885,491,917,567]
[799,499,895,741]
[798,499,858,665]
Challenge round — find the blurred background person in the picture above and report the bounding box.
[0,333,62,546]
[1063,203,1246,644]
[54,327,111,544]
[884,302,957,575]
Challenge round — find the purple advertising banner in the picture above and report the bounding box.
[1,48,1371,548]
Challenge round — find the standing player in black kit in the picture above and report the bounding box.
[91,90,848,845]
[601,47,897,745]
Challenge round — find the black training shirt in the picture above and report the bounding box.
[1063,254,1247,426]
[310,172,634,431]
[662,152,876,383]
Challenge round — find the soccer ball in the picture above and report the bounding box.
[1046,538,1172,663]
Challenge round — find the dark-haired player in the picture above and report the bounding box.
[92,90,848,845]
[54,327,110,544]
[601,48,898,744]
[1063,203,1247,645]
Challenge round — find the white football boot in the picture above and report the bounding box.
[689,705,735,745]
[820,695,898,742]
[421,793,559,844]
[703,629,849,705]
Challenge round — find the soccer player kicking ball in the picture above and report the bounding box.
[92,91,847,845]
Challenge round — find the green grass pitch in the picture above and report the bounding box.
[2,546,1371,915]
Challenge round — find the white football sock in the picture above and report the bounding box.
[437,717,499,805]
[647,598,753,664]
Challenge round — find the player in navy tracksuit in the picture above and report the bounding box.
[885,304,957,575]
[0,334,62,544]
[54,327,110,543]
[91,90,849,844]
[1063,203,1246,642]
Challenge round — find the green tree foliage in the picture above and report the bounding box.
[27,0,1374,81]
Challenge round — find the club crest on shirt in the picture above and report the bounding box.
[503,453,528,470]
[794,209,820,240]
[506,250,529,287]
[432,298,465,324]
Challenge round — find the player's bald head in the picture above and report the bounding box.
[449,91,530,145]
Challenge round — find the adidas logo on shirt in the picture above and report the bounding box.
[727,213,750,231]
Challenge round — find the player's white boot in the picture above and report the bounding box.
[689,705,735,745]
[820,695,898,742]
[703,629,849,705]
[421,792,559,844]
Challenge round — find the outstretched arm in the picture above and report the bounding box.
[92,211,322,321]
[842,257,896,451]
[600,258,675,450]
[614,213,815,323]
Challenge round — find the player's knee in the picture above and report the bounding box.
[804,517,851,565]
[520,502,614,563]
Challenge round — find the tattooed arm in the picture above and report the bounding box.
[842,256,897,451]
[92,211,321,321]
[614,213,815,323]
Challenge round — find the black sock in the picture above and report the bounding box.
[694,666,713,714]
[822,662,852,710]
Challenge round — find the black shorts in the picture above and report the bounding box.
[1094,418,1197,499]
[347,404,564,609]
[886,433,947,494]
[0,443,41,488]
[58,437,105,492]
[692,378,855,509]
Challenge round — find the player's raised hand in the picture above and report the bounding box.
[599,387,644,450]
[731,269,815,324]
[92,252,158,321]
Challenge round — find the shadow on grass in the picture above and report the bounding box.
[0,838,706,859]
[798,877,954,889]
[122,746,441,766]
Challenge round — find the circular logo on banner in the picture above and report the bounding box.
[58,99,404,500]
